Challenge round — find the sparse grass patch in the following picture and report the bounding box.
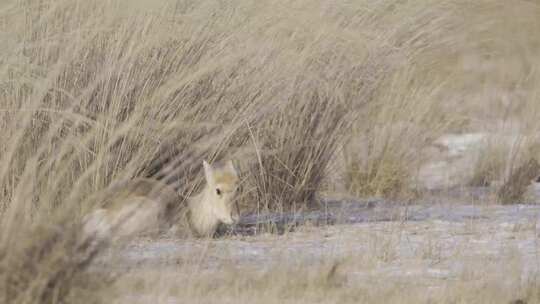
[345,150,410,199]
[498,157,540,205]
[469,140,510,187]
[344,68,451,200]
[469,135,540,204]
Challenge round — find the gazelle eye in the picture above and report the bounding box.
[216,188,222,196]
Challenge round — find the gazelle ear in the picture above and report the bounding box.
[226,160,237,177]
[203,160,214,185]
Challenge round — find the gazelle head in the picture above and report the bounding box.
[202,160,239,225]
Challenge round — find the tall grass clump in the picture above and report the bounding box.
[497,157,540,204]
[344,0,540,199]
[0,0,292,301]
[467,63,540,199]
[338,1,471,199]
[242,0,470,210]
[247,63,381,212]
[494,135,540,204]
[344,70,451,199]
[469,140,510,187]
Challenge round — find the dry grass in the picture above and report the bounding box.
[1,0,540,302]
[343,0,540,198]
[498,158,540,205]
[343,68,450,199]
[247,82,362,212]
[469,137,540,202]
[469,140,510,187]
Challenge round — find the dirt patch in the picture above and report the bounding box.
[92,200,540,303]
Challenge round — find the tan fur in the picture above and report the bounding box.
[187,160,239,237]
[82,160,239,240]
[83,178,179,241]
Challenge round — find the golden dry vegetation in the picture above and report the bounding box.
[0,0,539,303]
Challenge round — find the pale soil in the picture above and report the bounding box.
[94,195,540,303]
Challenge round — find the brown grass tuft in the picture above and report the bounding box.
[497,158,540,205]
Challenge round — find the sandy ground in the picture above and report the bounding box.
[92,196,540,303]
